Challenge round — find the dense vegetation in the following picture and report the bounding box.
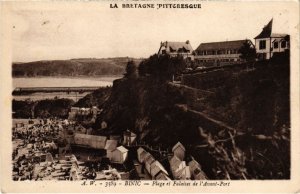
[191,52,290,134]
[74,87,112,108]
[13,98,75,119]
[12,57,143,77]
[138,54,187,80]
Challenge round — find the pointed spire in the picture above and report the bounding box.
[255,18,273,39]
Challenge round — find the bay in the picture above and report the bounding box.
[13,76,121,88]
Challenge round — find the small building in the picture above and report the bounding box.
[75,125,87,134]
[254,19,290,60]
[45,153,54,163]
[150,160,169,179]
[137,147,147,163]
[110,146,128,164]
[194,39,254,66]
[169,155,187,179]
[101,121,108,129]
[74,133,88,146]
[69,161,80,181]
[70,107,80,113]
[109,135,121,144]
[91,106,100,115]
[158,40,194,60]
[175,166,191,180]
[15,123,25,128]
[68,107,80,120]
[188,159,207,180]
[79,107,91,116]
[86,128,93,135]
[123,130,137,146]
[156,172,171,180]
[169,155,185,170]
[89,135,107,149]
[172,142,186,161]
[105,140,118,160]
[73,134,107,149]
[144,154,155,173]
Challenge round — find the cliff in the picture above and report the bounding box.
[89,53,290,179]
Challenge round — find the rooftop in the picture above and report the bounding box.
[195,40,250,51]
[160,41,193,53]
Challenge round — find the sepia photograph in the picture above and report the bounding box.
[0,0,299,193]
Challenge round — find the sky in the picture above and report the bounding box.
[10,1,294,62]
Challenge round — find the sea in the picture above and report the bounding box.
[12,76,120,102]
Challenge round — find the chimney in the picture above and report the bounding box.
[186,40,190,44]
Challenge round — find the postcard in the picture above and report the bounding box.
[0,0,299,193]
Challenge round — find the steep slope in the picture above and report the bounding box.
[90,54,290,179]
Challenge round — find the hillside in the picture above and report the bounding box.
[12,57,143,77]
[89,54,290,180]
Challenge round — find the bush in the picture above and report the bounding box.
[34,99,75,118]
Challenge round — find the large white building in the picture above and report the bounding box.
[158,41,194,60]
[194,39,254,66]
[254,19,290,60]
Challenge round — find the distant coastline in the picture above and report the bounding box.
[12,57,143,78]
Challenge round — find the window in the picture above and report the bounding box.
[258,53,267,60]
[259,40,266,50]
[281,41,286,48]
[194,168,201,175]
[274,41,278,49]
[207,51,213,55]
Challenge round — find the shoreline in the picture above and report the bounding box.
[12,75,123,81]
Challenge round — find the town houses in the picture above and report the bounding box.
[158,19,289,66]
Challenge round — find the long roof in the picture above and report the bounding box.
[172,142,186,152]
[116,145,128,153]
[145,154,155,164]
[188,159,201,171]
[104,139,118,150]
[196,40,250,51]
[156,172,171,180]
[150,160,169,176]
[137,147,146,155]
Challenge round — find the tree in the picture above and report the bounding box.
[137,54,187,81]
[124,60,138,79]
[239,41,257,62]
